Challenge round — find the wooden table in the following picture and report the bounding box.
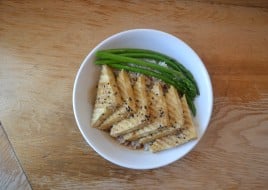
[1,1,268,189]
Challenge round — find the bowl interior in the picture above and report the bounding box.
[73,29,213,169]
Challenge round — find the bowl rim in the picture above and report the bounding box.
[73,28,214,169]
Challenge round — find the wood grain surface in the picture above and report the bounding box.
[0,0,268,189]
[0,122,32,190]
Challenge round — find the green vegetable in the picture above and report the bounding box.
[95,51,197,98]
[99,48,199,95]
[185,95,196,116]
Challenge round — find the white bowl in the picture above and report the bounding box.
[73,29,213,169]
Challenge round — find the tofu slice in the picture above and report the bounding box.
[99,70,136,130]
[110,75,149,137]
[139,85,184,144]
[122,82,169,141]
[149,95,197,153]
[91,65,122,128]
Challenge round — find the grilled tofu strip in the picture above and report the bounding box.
[110,75,149,137]
[91,65,122,128]
[139,86,184,144]
[99,70,136,130]
[149,95,197,152]
[122,82,169,141]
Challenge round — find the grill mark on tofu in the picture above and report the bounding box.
[110,75,149,137]
[99,70,136,130]
[139,86,184,144]
[149,94,197,153]
[122,82,169,141]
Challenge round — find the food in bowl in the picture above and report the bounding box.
[91,48,199,152]
[73,29,213,169]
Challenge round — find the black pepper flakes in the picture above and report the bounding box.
[159,110,165,117]
[126,106,131,112]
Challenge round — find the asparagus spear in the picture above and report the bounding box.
[95,51,197,98]
[99,48,199,95]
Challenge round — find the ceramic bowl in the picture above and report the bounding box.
[73,29,213,169]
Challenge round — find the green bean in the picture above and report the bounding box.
[99,48,199,95]
[95,51,197,98]
[185,95,196,116]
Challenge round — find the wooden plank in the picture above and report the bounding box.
[196,0,268,8]
[0,122,32,190]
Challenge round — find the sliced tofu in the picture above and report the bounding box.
[91,65,122,128]
[122,82,169,141]
[149,94,197,152]
[110,75,149,137]
[139,85,184,144]
[99,70,136,130]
